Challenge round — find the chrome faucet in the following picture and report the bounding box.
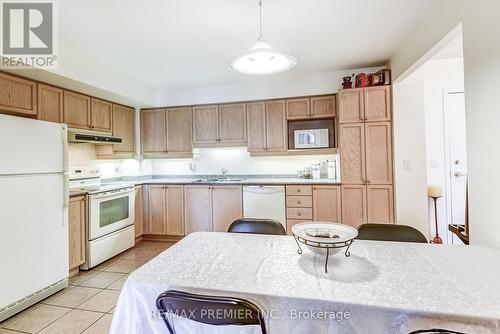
[221,168,228,179]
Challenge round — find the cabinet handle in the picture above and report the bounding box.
[297,189,301,193]
[366,180,371,184]
[297,201,301,205]
[364,117,368,121]
[298,212,302,217]
[359,116,364,121]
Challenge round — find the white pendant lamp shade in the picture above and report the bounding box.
[229,1,297,75]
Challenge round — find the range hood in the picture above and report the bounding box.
[68,128,122,145]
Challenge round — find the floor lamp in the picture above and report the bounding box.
[427,185,443,244]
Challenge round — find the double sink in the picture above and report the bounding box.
[193,178,244,183]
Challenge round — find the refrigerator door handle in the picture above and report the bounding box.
[63,173,69,208]
[61,124,68,174]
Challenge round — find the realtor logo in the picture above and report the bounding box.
[1,0,57,68]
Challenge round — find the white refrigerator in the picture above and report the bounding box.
[0,114,69,322]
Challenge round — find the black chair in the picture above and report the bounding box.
[357,223,428,243]
[228,218,285,235]
[156,290,267,334]
[409,329,468,334]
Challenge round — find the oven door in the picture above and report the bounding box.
[89,187,135,241]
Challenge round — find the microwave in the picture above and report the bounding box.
[294,129,329,149]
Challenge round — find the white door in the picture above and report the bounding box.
[444,92,467,244]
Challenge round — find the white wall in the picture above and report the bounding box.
[393,68,429,237]
[390,0,500,250]
[423,58,465,243]
[155,67,385,106]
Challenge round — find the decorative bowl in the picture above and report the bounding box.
[292,222,358,255]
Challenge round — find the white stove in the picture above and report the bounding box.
[69,166,135,269]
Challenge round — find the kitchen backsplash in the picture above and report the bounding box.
[69,144,338,179]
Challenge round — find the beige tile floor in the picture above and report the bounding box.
[0,240,174,334]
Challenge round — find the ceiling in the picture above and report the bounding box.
[59,0,434,90]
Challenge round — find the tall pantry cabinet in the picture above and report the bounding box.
[338,85,394,227]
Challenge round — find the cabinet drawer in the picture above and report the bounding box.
[286,185,312,196]
[286,195,312,208]
[286,219,312,235]
[287,207,313,220]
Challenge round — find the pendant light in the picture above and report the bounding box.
[229,0,297,75]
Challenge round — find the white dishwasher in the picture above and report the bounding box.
[243,186,286,229]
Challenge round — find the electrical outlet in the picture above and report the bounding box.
[404,160,412,170]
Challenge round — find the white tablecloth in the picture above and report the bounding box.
[110,232,500,334]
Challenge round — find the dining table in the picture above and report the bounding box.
[110,232,500,334]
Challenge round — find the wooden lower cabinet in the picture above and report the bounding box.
[341,184,394,227]
[312,186,341,223]
[184,186,213,234]
[134,186,143,238]
[147,185,184,236]
[366,185,394,224]
[212,186,243,232]
[341,185,367,228]
[68,196,86,270]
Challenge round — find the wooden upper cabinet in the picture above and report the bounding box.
[63,91,91,129]
[0,73,37,116]
[113,104,135,154]
[246,102,266,153]
[310,95,336,119]
[338,88,364,123]
[339,123,365,184]
[192,105,219,145]
[184,186,213,234]
[365,122,393,184]
[68,196,86,270]
[141,109,167,155]
[134,186,143,238]
[37,83,63,123]
[218,103,247,144]
[165,186,184,236]
[366,185,394,224]
[341,185,367,228]
[91,98,113,132]
[312,186,341,223]
[265,100,287,152]
[148,185,167,235]
[166,107,192,155]
[212,186,243,232]
[286,98,310,120]
[364,86,391,122]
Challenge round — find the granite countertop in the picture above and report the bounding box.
[70,175,341,195]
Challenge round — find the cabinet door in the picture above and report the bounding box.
[91,98,113,132]
[134,186,143,237]
[166,185,184,235]
[338,88,364,123]
[367,185,394,224]
[265,100,287,152]
[310,95,336,119]
[192,105,219,145]
[313,186,341,223]
[37,84,63,123]
[341,185,367,228]
[184,186,212,234]
[339,123,366,184]
[166,107,192,154]
[364,86,391,122]
[68,196,86,269]
[212,186,242,232]
[141,109,167,155]
[113,104,135,154]
[0,73,37,116]
[286,98,310,120]
[365,122,393,184]
[64,91,91,129]
[246,102,266,153]
[147,185,166,235]
[219,103,246,144]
